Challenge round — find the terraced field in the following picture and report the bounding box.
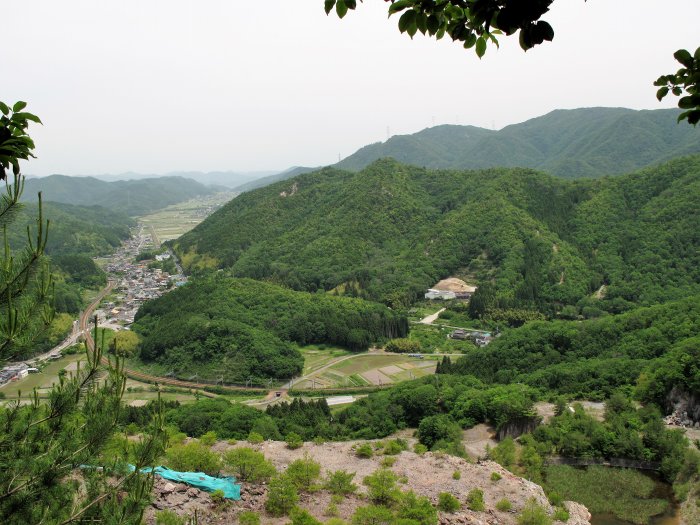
[293,350,438,389]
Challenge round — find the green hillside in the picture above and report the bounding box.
[22,175,217,216]
[337,108,700,178]
[131,276,408,383]
[173,156,700,314]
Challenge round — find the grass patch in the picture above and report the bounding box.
[543,465,668,524]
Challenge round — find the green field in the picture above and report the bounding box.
[299,344,352,375]
[139,192,237,243]
[293,350,438,390]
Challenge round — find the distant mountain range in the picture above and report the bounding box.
[22,175,219,216]
[336,107,700,178]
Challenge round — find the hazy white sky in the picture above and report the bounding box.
[5,1,699,176]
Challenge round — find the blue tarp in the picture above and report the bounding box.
[130,465,241,500]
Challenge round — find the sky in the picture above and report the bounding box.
[5,1,700,177]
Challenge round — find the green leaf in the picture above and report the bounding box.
[12,101,27,113]
[678,96,695,109]
[335,0,348,18]
[656,86,669,101]
[475,37,486,58]
[388,0,412,15]
[672,87,683,96]
[398,10,416,34]
[674,49,693,67]
[0,102,9,116]
[426,15,440,35]
[415,13,428,35]
[324,0,336,15]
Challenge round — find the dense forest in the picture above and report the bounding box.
[131,276,408,383]
[174,155,700,315]
[337,108,700,178]
[22,175,218,216]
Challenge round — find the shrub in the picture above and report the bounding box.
[490,472,502,482]
[553,507,569,522]
[548,491,563,506]
[210,489,225,504]
[265,475,298,516]
[363,468,401,505]
[352,505,394,525]
[238,511,260,525]
[286,455,322,491]
[155,510,185,525]
[165,441,220,475]
[489,438,516,468]
[326,470,357,495]
[289,508,322,525]
[517,499,553,525]
[381,456,396,467]
[325,502,339,517]
[223,447,276,482]
[397,491,438,525]
[496,499,512,512]
[247,431,264,444]
[286,432,303,450]
[355,443,374,458]
[466,488,485,512]
[452,470,461,480]
[437,492,460,512]
[414,444,428,455]
[384,439,408,455]
[313,436,325,445]
[326,519,348,525]
[200,431,217,446]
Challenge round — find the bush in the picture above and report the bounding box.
[289,508,322,525]
[363,468,401,505]
[355,443,374,458]
[553,507,570,522]
[548,491,563,507]
[200,431,217,446]
[265,475,298,516]
[414,444,428,455]
[223,447,276,482]
[452,470,461,480]
[326,519,348,525]
[352,505,394,525]
[286,432,304,449]
[490,472,502,482]
[155,510,186,525]
[325,470,357,495]
[238,511,260,525]
[384,439,408,455]
[517,499,553,525]
[247,431,264,444]
[397,491,438,525]
[325,502,339,517]
[489,437,516,468]
[466,488,485,512]
[496,499,512,512]
[210,489,225,504]
[286,455,322,491]
[165,441,220,475]
[437,492,460,512]
[381,456,396,467]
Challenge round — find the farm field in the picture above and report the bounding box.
[139,191,237,244]
[292,350,438,390]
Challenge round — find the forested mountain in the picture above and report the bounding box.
[173,155,700,314]
[337,108,700,178]
[132,276,407,382]
[8,202,134,313]
[22,175,217,216]
[232,166,316,193]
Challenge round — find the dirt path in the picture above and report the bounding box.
[419,308,445,324]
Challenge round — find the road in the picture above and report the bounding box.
[418,308,445,324]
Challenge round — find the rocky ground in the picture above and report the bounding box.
[144,439,591,525]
